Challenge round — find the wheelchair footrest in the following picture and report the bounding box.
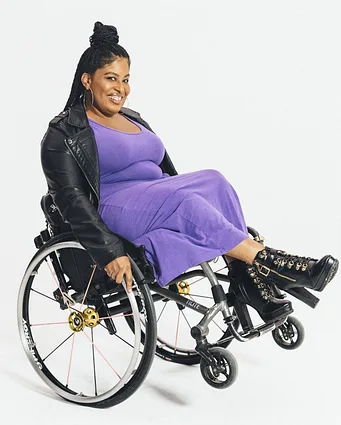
[285,287,320,309]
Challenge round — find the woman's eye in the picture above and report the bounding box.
[107,77,129,83]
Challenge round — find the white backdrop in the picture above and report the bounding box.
[1,0,340,424]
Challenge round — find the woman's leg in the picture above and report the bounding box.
[225,238,264,264]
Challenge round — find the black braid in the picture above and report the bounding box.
[64,21,131,110]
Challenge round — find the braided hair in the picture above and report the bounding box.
[64,21,131,110]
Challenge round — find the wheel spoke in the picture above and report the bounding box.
[188,266,227,286]
[174,310,181,353]
[30,321,69,327]
[180,310,192,330]
[42,333,74,362]
[212,320,224,333]
[189,277,205,286]
[157,302,168,323]
[91,328,98,397]
[66,333,76,387]
[114,333,144,355]
[46,257,72,313]
[82,330,121,379]
[80,265,97,309]
[98,313,133,320]
[31,288,60,303]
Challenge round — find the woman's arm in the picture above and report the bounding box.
[40,125,126,269]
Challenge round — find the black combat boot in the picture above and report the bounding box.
[253,247,339,292]
[228,260,293,323]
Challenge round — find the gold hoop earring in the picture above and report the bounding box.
[83,88,94,110]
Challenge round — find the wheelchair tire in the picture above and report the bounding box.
[272,316,305,350]
[200,347,238,389]
[17,232,157,408]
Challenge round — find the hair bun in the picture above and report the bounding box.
[89,21,119,47]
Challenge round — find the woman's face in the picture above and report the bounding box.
[82,57,131,116]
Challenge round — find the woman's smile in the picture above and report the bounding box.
[108,94,123,105]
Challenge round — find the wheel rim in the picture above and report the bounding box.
[200,347,237,387]
[17,241,143,404]
[203,355,231,383]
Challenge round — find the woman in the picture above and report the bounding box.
[41,22,339,324]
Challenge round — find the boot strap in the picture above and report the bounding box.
[255,261,297,282]
[255,262,271,277]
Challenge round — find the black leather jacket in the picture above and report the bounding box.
[40,97,178,269]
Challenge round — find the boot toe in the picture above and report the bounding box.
[312,256,339,292]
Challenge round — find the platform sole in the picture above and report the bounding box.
[315,257,339,292]
[260,305,294,323]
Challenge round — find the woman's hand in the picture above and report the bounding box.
[104,256,133,292]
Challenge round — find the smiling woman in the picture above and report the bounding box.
[40,21,339,324]
[82,62,131,118]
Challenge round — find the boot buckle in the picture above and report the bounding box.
[254,234,265,244]
[257,264,271,277]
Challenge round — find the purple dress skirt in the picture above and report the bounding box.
[89,117,249,287]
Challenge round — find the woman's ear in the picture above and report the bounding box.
[81,72,92,90]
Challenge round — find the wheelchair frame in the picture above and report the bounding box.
[17,198,320,407]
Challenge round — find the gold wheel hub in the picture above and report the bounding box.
[177,280,190,295]
[68,307,100,332]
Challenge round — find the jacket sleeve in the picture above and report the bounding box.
[40,125,126,269]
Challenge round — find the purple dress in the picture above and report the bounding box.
[89,116,248,287]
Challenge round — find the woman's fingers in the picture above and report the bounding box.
[105,261,133,293]
[125,268,133,293]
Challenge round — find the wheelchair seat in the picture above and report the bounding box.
[39,193,155,285]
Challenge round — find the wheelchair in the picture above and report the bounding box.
[17,193,319,408]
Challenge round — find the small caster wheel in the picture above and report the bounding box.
[272,316,305,350]
[200,347,238,389]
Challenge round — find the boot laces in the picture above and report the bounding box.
[260,249,315,272]
[247,266,274,300]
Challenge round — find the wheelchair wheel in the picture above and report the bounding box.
[126,264,239,365]
[17,232,157,408]
[200,347,238,389]
[272,316,305,350]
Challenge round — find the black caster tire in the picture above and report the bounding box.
[200,347,238,389]
[272,316,305,350]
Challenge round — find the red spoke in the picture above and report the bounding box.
[174,310,181,353]
[31,321,69,327]
[46,258,72,312]
[188,265,227,286]
[80,265,97,308]
[82,331,121,379]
